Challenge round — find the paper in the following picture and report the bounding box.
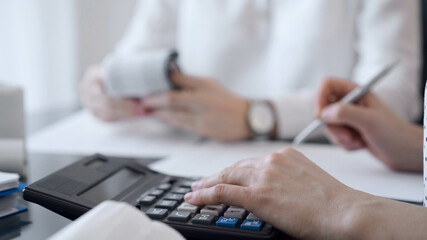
[0,139,25,175]
[150,141,423,202]
[48,201,185,240]
[28,110,200,158]
[0,171,19,192]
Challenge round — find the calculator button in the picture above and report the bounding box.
[240,219,264,231]
[163,193,184,201]
[149,189,164,197]
[171,187,191,194]
[158,183,172,190]
[177,203,200,213]
[155,200,178,210]
[167,211,191,222]
[137,195,156,205]
[224,208,246,219]
[179,181,194,188]
[191,214,215,225]
[216,217,239,228]
[146,208,168,219]
[246,213,260,220]
[200,205,225,216]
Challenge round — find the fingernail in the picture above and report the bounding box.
[321,106,335,120]
[191,181,201,191]
[184,192,193,201]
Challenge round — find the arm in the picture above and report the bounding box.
[185,148,427,239]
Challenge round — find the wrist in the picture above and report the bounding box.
[331,190,384,240]
[246,100,278,139]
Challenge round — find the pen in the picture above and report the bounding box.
[292,60,399,145]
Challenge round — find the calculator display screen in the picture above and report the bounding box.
[80,168,143,203]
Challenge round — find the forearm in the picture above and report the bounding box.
[337,191,427,240]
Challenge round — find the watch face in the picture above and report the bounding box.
[249,102,275,135]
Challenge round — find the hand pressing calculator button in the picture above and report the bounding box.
[216,216,239,228]
[23,154,283,240]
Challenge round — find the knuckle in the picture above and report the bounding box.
[213,184,226,201]
[220,167,232,183]
[264,153,283,166]
[259,168,277,182]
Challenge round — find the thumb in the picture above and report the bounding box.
[320,103,372,130]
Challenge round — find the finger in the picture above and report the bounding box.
[320,103,372,130]
[144,92,199,111]
[324,126,365,151]
[315,79,358,117]
[170,72,210,90]
[192,167,255,191]
[185,184,250,207]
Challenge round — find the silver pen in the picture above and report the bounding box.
[292,60,399,145]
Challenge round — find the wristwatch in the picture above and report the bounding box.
[246,100,278,139]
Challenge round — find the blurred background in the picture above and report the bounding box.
[0,0,137,116]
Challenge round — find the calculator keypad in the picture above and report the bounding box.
[137,180,273,235]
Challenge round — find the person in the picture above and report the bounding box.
[183,79,425,239]
[80,0,421,141]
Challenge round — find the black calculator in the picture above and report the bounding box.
[23,154,287,240]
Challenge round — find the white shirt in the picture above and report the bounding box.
[115,0,421,139]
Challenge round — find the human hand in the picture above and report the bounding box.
[316,79,422,171]
[144,73,250,141]
[79,65,148,122]
[185,148,369,239]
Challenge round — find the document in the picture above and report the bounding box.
[150,141,423,203]
[28,110,200,158]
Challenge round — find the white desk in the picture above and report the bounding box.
[29,111,423,203]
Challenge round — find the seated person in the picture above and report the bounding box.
[184,79,425,239]
[80,0,420,141]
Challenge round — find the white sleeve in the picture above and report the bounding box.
[114,0,180,54]
[353,0,421,122]
[270,0,421,139]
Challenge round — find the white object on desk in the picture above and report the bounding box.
[0,171,19,192]
[48,201,185,240]
[28,110,200,158]
[150,141,423,203]
[0,84,25,175]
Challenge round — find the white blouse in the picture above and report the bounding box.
[114,0,421,139]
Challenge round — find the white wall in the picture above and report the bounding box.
[0,0,137,114]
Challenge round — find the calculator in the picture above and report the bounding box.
[23,154,286,240]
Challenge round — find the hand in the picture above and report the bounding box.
[79,65,148,122]
[316,78,422,172]
[144,73,250,141]
[185,148,369,239]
